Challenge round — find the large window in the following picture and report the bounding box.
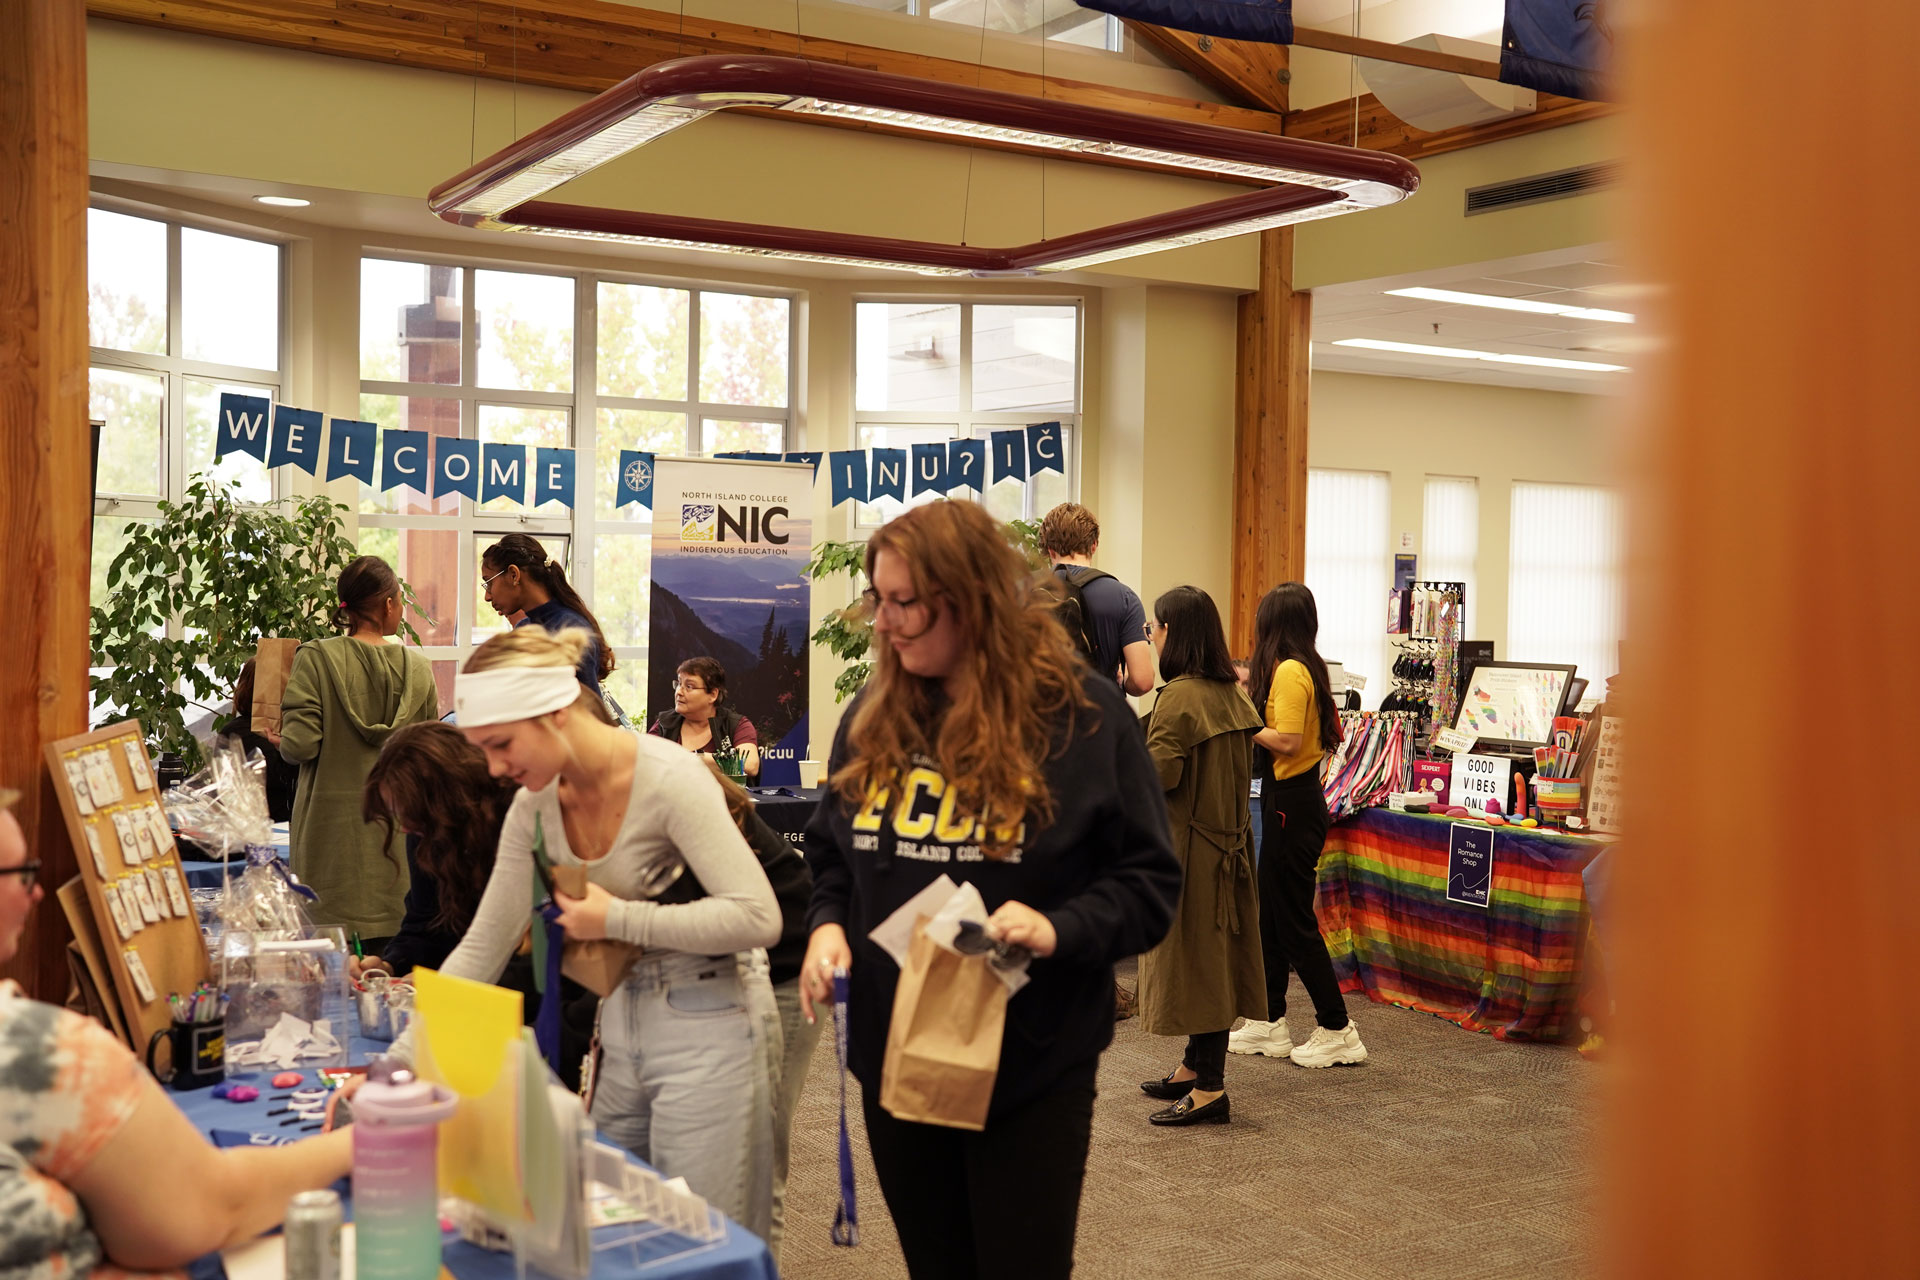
[1304,468,1392,708]
[88,207,285,616]
[852,300,1080,528]
[1422,475,1479,635]
[358,257,794,715]
[831,0,1125,51]
[1507,482,1624,688]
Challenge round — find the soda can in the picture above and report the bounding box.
[284,1188,342,1280]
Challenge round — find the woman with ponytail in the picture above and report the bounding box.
[1227,582,1368,1069]
[480,534,615,692]
[277,556,438,945]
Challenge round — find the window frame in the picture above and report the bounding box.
[356,250,800,691]
[88,201,292,523]
[850,295,1083,531]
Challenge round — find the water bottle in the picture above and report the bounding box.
[352,1060,457,1280]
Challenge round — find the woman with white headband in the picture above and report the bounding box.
[437,626,783,1237]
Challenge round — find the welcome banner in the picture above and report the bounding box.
[214,392,579,509]
[647,458,814,787]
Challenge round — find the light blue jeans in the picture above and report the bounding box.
[590,950,781,1238]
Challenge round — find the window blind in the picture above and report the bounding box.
[1507,481,1624,691]
[1305,468,1392,709]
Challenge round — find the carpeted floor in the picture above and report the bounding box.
[776,966,1596,1280]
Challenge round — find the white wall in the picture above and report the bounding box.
[1306,370,1619,657]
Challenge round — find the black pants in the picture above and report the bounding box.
[863,1063,1097,1280]
[1258,770,1349,1030]
[1182,1031,1228,1092]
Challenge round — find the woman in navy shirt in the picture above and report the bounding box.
[481,533,615,691]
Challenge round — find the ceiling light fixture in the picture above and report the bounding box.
[1385,285,1633,323]
[429,56,1420,277]
[253,195,311,208]
[1330,337,1627,372]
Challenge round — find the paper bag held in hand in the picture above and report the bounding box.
[550,864,642,998]
[879,919,1009,1132]
[251,637,301,737]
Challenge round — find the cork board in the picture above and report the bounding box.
[44,723,209,1048]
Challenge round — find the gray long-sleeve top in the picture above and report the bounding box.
[434,731,781,987]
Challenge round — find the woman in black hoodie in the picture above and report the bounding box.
[799,500,1179,1280]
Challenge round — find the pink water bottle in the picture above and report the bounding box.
[352,1061,457,1280]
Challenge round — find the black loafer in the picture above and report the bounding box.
[1149,1092,1231,1127]
[1140,1070,1197,1101]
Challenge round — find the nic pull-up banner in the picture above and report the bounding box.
[646,457,813,787]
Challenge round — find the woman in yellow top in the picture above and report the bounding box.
[1228,583,1369,1069]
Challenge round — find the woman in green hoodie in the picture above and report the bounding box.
[276,556,438,945]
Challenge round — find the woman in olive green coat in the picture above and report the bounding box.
[1135,586,1266,1128]
[275,556,438,943]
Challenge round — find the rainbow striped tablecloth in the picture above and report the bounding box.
[1315,808,1610,1043]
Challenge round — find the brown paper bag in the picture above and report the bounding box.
[251,637,301,736]
[879,919,1010,1131]
[551,864,643,997]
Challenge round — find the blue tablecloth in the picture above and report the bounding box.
[176,1049,776,1280]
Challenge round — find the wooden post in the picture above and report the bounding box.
[0,0,92,999]
[1229,227,1311,656]
[1606,3,1920,1275]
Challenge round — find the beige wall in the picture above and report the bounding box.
[1295,118,1621,290]
[1307,370,1618,655]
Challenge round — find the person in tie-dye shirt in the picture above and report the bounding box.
[0,789,354,1275]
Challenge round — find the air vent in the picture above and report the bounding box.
[1465,164,1618,216]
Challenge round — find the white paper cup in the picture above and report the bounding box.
[798,759,825,789]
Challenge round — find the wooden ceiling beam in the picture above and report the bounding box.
[86,0,1292,135]
[1284,90,1612,162]
[1290,27,1503,81]
[1125,22,1290,114]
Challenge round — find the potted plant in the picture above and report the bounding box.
[90,476,424,768]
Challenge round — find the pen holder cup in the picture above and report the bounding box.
[147,1015,226,1090]
[1531,777,1583,826]
[356,986,393,1041]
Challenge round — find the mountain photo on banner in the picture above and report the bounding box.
[646,514,811,750]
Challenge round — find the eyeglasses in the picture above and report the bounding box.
[481,566,512,591]
[860,589,935,638]
[0,862,42,892]
[952,920,1030,972]
[672,680,710,694]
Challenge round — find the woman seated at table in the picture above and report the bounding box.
[358,721,597,1089]
[648,657,760,780]
[0,788,351,1272]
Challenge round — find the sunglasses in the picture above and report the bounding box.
[0,862,42,891]
[952,920,1030,972]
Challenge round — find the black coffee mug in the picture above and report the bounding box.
[146,1016,225,1090]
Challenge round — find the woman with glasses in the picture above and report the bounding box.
[480,533,614,694]
[799,501,1180,1280]
[648,658,760,780]
[0,790,354,1269]
[1134,587,1266,1127]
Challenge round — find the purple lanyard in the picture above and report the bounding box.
[831,967,860,1247]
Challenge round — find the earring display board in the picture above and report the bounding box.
[43,722,209,1048]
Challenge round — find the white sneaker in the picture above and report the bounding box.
[1289,1022,1368,1068]
[1227,1017,1293,1057]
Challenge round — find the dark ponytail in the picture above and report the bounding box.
[1249,582,1342,754]
[481,534,615,679]
[335,556,400,635]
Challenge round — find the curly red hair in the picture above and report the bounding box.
[833,501,1093,855]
